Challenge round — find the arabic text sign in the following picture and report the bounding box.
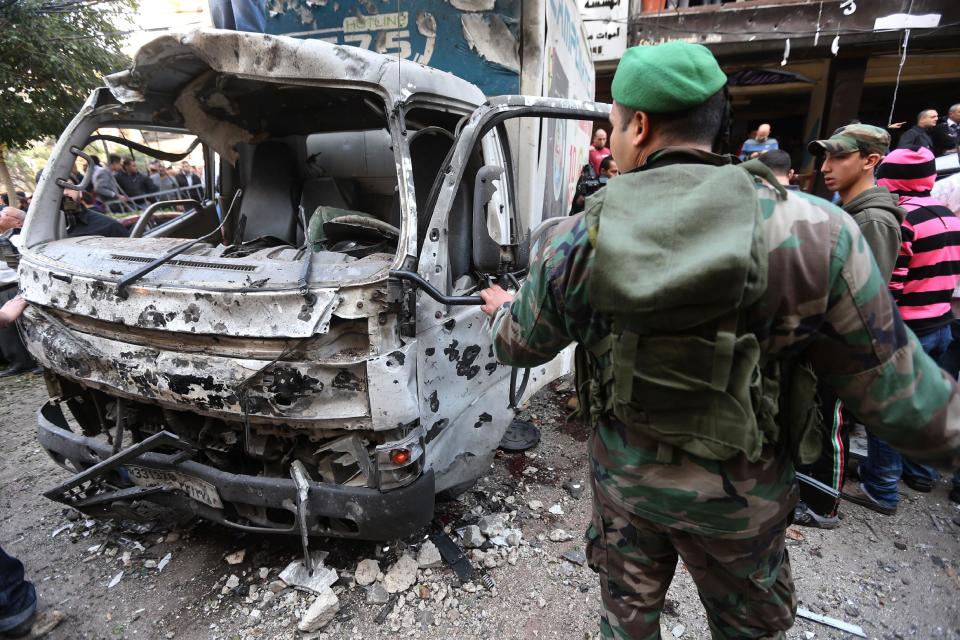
[579,0,628,62]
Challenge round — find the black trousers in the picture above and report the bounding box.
[797,385,850,517]
[0,283,33,370]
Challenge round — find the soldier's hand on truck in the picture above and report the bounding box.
[480,284,514,317]
[0,296,27,328]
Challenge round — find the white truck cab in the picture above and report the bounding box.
[22,30,608,540]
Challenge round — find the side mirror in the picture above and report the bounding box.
[472,165,505,272]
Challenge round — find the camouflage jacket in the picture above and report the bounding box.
[491,148,960,539]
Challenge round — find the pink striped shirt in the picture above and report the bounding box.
[889,195,960,332]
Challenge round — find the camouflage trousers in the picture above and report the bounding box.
[586,482,797,640]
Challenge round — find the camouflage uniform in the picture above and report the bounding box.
[490,149,960,639]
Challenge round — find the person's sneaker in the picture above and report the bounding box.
[793,501,840,529]
[902,475,934,493]
[842,482,897,515]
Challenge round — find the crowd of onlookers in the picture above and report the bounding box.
[0,154,206,381]
[87,155,204,213]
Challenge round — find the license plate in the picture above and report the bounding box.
[126,465,223,509]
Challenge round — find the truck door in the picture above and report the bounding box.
[411,97,610,493]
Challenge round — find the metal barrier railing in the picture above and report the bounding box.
[99,184,204,214]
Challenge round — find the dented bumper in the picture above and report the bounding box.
[38,401,434,541]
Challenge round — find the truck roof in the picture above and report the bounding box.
[104,28,487,108]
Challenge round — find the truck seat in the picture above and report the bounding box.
[238,141,299,244]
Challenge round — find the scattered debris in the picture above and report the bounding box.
[894,541,907,551]
[561,549,587,566]
[489,528,522,547]
[562,479,585,499]
[373,594,398,625]
[29,609,65,637]
[548,504,564,515]
[785,528,805,541]
[297,587,339,632]
[354,558,380,586]
[548,529,573,542]
[383,553,418,593]
[460,525,485,548]
[417,540,443,569]
[480,572,496,590]
[225,575,240,590]
[224,549,246,565]
[477,513,508,537]
[671,623,686,638]
[365,583,390,605]
[107,572,123,589]
[279,553,337,595]
[796,607,866,638]
[157,552,172,573]
[431,532,476,584]
[50,524,72,539]
[527,499,544,511]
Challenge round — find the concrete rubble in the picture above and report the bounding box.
[383,553,419,593]
[548,528,574,542]
[297,588,339,632]
[416,540,443,569]
[278,552,337,595]
[354,558,380,586]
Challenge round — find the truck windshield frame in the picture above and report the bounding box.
[23,81,421,289]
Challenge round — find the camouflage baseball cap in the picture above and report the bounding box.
[808,124,890,155]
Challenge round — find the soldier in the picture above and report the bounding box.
[480,41,960,639]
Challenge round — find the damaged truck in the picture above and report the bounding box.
[20,2,608,542]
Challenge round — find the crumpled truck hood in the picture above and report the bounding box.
[18,245,343,339]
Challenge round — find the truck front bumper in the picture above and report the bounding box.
[37,401,434,541]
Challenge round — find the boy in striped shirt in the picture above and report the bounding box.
[850,147,960,513]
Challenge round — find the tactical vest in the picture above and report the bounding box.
[576,157,823,465]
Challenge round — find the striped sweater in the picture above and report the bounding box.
[889,195,960,333]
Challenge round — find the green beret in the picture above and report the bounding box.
[611,41,727,114]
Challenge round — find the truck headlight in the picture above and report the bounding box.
[375,429,424,491]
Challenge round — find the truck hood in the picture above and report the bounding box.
[16,236,395,338]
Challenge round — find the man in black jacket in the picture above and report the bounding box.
[115,158,157,207]
[175,161,204,200]
[897,109,938,151]
[931,103,960,157]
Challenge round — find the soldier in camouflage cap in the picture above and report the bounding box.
[480,41,960,639]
